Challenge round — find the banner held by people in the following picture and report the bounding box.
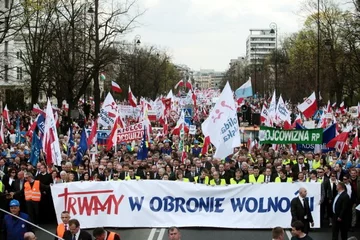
[51,181,321,229]
[259,126,323,144]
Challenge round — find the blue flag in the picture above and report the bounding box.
[29,131,41,166]
[67,127,74,156]
[137,126,148,160]
[15,117,20,143]
[296,124,335,153]
[75,128,88,166]
[37,114,45,134]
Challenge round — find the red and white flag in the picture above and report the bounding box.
[326,100,332,114]
[352,129,359,158]
[297,92,317,118]
[33,104,45,116]
[327,131,349,154]
[0,119,4,144]
[2,104,9,125]
[111,81,122,93]
[174,79,193,90]
[201,136,211,156]
[339,101,346,114]
[43,99,62,166]
[87,119,98,146]
[128,86,137,107]
[106,116,120,151]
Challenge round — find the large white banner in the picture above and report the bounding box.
[51,181,321,229]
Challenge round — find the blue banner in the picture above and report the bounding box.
[296,123,335,153]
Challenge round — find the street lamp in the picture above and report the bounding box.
[324,38,331,50]
[134,35,141,45]
[269,22,278,94]
[251,47,257,95]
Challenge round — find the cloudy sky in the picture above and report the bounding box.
[124,0,306,72]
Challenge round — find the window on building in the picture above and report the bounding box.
[17,67,22,80]
[4,41,8,57]
[4,65,8,82]
[16,51,22,59]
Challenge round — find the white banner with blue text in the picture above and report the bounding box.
[51,181,321,229]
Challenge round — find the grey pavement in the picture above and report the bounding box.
[34,224,360,240]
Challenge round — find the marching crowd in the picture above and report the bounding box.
[0,98,359,240]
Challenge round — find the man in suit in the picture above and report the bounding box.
[292,156,309,181]
[291,187,314,234]
[332,182,351,240]
[63,219,92,240]
[93,227,121,240]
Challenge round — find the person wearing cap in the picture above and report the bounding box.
[2,199,33,240]
[93,227,121,240]
[191,140,202,158]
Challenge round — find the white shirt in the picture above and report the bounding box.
[298,196,305,208]
[345,183,352,198]
[72,230,80,240]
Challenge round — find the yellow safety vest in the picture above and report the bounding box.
[0,181,3,192]
[194,176,209,185]
[230,178,246,184]
[125,175,141,180]
[312,160,321,170]
[282,159,291,166]
[306,178,322,183]
[275,177,292,183]
[248,174,264,183]
[177,178,190,182]
[209,179,226,186]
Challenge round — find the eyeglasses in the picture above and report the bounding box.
[343,178,348,180]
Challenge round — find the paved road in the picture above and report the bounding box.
[34,224,360,240]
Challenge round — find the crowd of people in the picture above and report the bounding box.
[0,96,360,240]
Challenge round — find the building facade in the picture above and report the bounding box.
[246,29,276,65]
[193,69,224,89]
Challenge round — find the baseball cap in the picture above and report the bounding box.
[9,199,20,207]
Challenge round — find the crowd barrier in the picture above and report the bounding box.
[51,181,321,229]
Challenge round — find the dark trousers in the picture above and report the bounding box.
[332,216,348,240]
[26,201,39,224]
[302,219,310,234]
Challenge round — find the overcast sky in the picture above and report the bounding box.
[124,0,305,72]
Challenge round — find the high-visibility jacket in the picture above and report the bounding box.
[275,177,292,183]
[282,159,291,166]
[0,181,3,192]
[125,175,140,180]
[108,231,118,240]
[177,178,189,182]
[248,174,264,183]
[209,179,226,186]
[56,223,66,238]
[312,160,321,170]
[306,178,322,183]
[24,180,41,202]
[230,178,246,184]
[194,176,209,185]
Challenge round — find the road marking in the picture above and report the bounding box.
[285,229,292,240]
[147,228,157,240]
[157,228,166,240]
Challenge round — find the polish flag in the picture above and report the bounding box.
[45,128,56,165]
[260,104,269,126]
[2,105,9,125]
[106,116,120,151]
[201,136,211,156]
[26,116,38,140]
[163,117,168,135]
[339,102,346,114]
[111,81,122,93]
[174,80,193,90]
[87,119,98,146]
[128,86,137,107]
[297,92,317,118]
[33,104,46,116]
[332,102,337,108]
[292,114,302,128]
[326,100,332,113]
[352,129,359,158]
[0,119,4,144]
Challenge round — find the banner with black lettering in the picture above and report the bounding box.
[51,181,321,229]
[259,126,323,144]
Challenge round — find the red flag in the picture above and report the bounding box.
[174,80,193,90]
[32,104,46,116]
[26,118,37,140]
[163,117,168,135]
[297,92,317,118]
[111,81,122,93]
[106,117,120,151]
[201,136,211,156]
[45,129,55,165]
[87,119,98,146]
[0,119,4,144]
[327,132,349,154]
[2,104,9,125]
[128,86,137,107]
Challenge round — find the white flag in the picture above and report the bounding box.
[43,99,62,166]
[268,90,277,124]
[276,95,291,124]
[98,92,118,128]
[202,82,240,158]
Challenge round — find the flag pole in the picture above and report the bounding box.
[0,208,64,240]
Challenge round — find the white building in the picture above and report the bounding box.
[246,29,276,65]
[193,69,224,89]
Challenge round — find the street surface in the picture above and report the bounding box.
[34,224,360,240]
